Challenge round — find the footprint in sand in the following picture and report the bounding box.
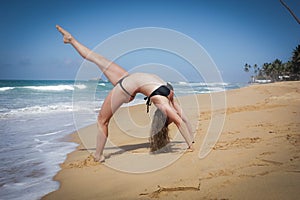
[286,134,299,146]
[62,154,100,168]
[259,151,275,156]
[213,137,261,150]
[206,169,234,179]
[236,150,286,178]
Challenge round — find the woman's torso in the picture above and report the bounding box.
[120,73,166,97]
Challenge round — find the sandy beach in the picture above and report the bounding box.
[42,81,300,200]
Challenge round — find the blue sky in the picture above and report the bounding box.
[0,0,299,82]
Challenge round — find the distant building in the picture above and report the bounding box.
[254,79,272,84]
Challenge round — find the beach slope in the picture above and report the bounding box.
[43,81,300,200]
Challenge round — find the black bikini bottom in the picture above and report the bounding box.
[117,75,135,98]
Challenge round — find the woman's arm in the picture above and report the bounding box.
[171,100,194,140]
[155,102,194,150]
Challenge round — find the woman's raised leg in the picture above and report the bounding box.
[56,25,128,85]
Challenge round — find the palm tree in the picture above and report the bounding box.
[243,45,300,82]
[262,62,272,79]
[283,61,292,76]
[253,64,258,76]
[244,63,250,72]
[291,45,300,78]
[257,67,264,79]
[292,45,300,63]
[272,59,283,81]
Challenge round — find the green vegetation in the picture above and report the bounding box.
[244,45,300,82]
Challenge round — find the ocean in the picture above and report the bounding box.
[0,80,247,200]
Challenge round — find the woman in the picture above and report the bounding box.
[56,25,194,162]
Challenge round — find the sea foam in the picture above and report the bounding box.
[0,87,15,91]
[23,85,75,91]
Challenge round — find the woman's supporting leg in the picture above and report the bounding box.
[94,87,129,161]
[56,25,128,85]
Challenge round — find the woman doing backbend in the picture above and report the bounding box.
[56,25,194,162]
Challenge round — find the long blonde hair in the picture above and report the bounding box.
[149,109,170,152]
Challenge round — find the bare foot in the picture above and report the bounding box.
[94,154,105,163]
[56,25,73,44]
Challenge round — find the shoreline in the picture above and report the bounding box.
[43,81,300,200]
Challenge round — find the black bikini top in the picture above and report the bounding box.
[144,83,173,113]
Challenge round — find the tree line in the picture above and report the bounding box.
[244,45,300,82]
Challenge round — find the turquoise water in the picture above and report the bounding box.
[0,80,247,199]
